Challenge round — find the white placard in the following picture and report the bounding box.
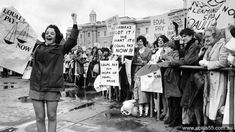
[150,13,171,40]
[225,37,235,52]
[94,75,108,92]
[0,6,37,74]
[187,0,225,32]
[112,25,136,56]
[100,61,119,86]
[216,0,235,29]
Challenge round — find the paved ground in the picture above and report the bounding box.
[0,76,184,132]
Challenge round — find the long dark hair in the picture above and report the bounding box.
[153,35,169,48]
[91,46,98,55]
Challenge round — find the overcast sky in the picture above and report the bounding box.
[0,0,183,40]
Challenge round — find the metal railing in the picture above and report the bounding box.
[132,63,235,127]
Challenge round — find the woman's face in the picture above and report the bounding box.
[86,49,91,55]
[92,48,97,53]
[158,37,165,47]
[98,49,103,55]
[204,31,216,46]
[45,28,56,45]
[137,39,144,48]
[181,34,193,44]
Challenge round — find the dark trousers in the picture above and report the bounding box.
[168,97,182,123]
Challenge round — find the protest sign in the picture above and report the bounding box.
[168,9,187,37]
[112,25,136,56]
[140,69,163,93]
[215,0,235,29]
[105,15,120,36]
[135,64,160,77]
[187,0,225,32]
[149,9,186,41]
[150,13,171,41]
[94,75,108,92]
[100,61,119,86]
[0,6,37,74]
[225,37,235,52]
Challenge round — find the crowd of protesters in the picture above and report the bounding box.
[1,21,235,130]
[62,23,235,130]
[63,46,112,86]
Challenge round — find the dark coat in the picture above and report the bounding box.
[162,50,181,98]
[171,38,201,108]
[164,68,181,98]
[30,25,79,92]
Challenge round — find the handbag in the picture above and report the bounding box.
[22,45,39,79]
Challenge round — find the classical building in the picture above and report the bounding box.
[69,10,151,48]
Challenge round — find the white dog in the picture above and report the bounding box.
[120,99,138,116]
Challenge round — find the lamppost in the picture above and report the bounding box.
[123,0,126,17]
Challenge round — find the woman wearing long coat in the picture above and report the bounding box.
[171,28,201,127]
[199,27,228,124]
[161,42,182,127]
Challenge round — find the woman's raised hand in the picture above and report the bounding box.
[71,13,77,24]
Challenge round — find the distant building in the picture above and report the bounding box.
[66,10,151,49]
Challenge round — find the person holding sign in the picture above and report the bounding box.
[133,35,152,117]
[29,13,79,132]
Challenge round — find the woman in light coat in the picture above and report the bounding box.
[222,24,235,126]
[199,26,228,125]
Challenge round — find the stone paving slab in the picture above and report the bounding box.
[0,76,104,132]
[0,78,34,127]
[0,77,186,132]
